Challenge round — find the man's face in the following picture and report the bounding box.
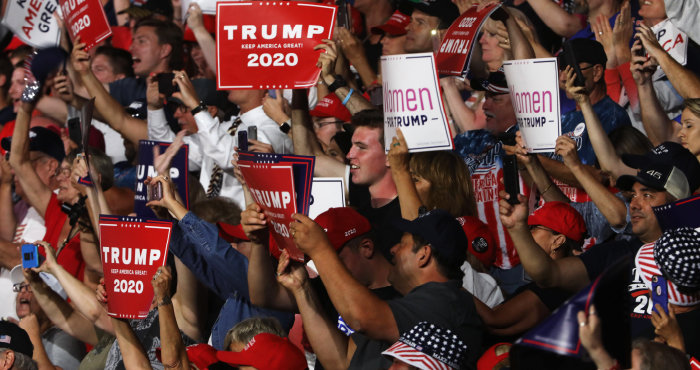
[346,126,387,186]
[56,160,80,204]
[388,233,417,293]
[482,93,516,133]
[559,62,599,98]
[9,68,25,113]
[15,281,40,318]
[628,181,666,243]
[130,26,166,77]
[404,10,439,53]
[381,34,407,55]
[313,117,343,147]
[91,54,120,84]
[173,105,198,135]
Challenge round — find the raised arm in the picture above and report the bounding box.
[110,317,153,370]
[337,28,378,89]
[555,137,628,229]
[27,253,99,345]
[240,203,297,311]
[71,37,148,147]
[315,40,374,114]
[631,38,680,146]
[525,0,583,37]
[387,129,424,220]
[290,89,346,178]
[43,242,113,334]
[499,191,590,291]
[186,3,217,75]
[507,133,569,203]
[0,157,17,241]
[291,214,399,342]
[277,250,351,369]
[8,100,54,218]
[638,24,700,99]
[153,266,191,370]
[563,66,635,178]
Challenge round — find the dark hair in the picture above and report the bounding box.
[190,197,242,224]
[411,233,465,280]
[608,126,653,157]
[351,109,384,143]
[409,151,478,218]
[0,54,13,91]
[95,46,134,78]
[134,18,184,70]
[66,148,114,191]
[632,338,691,370]
[8,45,33,65]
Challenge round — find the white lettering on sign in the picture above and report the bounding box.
[247,53,298,67]
[102,246,161,265]
[223,24,325,40]
[458,17,477,28]
[250,189,292,209]
[113,279,144,294]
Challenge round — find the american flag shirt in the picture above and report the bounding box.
[455,129,529,269]
[635,241,700,307]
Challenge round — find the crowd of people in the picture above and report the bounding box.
[0,0,698,368]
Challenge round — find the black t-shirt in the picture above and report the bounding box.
[578,238,651,337]
[676,308,700,359]
[515,282,573,312]
[349,281,483,370]
[357,197,403,262]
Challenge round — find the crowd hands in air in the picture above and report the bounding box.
[0,0,699,368]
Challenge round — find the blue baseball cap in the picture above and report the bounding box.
[392,209,468,263]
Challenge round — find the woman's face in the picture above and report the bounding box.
[411,172,432,206]
[679,108,700,156]
[479,20,505,67]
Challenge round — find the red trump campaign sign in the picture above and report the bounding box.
[436,2,501,76]
[99,215,172,319]
[216,1,337,89]
[239,163,306,261]
[60,0,111,50]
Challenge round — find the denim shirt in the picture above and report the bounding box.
[171,212,295,349]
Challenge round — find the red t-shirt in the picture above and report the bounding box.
[41,193,85,281]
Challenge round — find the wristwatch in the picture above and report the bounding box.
[190,102,207,115]
[327,75,347,93]
[279,119,291,134]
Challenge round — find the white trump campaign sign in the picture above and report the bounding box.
[381,53,452,153]
[308,177,346,219]
[503,58,561,153]
[2,0,60,48]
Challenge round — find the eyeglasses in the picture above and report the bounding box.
[12,283,31,293]
[316,120,344,129]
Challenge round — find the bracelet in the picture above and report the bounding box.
[190,102,207,115]
[342,88,354,106]
[157,295,172,307]
[540,182,554,196]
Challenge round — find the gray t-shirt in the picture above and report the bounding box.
[43,326,86,370]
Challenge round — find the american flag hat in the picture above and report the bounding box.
[382,322,467,370]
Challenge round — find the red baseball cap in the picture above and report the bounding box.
[371,10,410,36]
[527,201,587,242]
[156,343,219,370]
[314,207,372,251]
[457,216,496,268]
[217,222,285,259]
[477,342,511,370]
[309,93,353,123]
[216,333,307,370]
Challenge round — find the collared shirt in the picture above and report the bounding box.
[194,105,292,208]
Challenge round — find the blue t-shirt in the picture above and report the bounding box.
[557,96,631,165]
